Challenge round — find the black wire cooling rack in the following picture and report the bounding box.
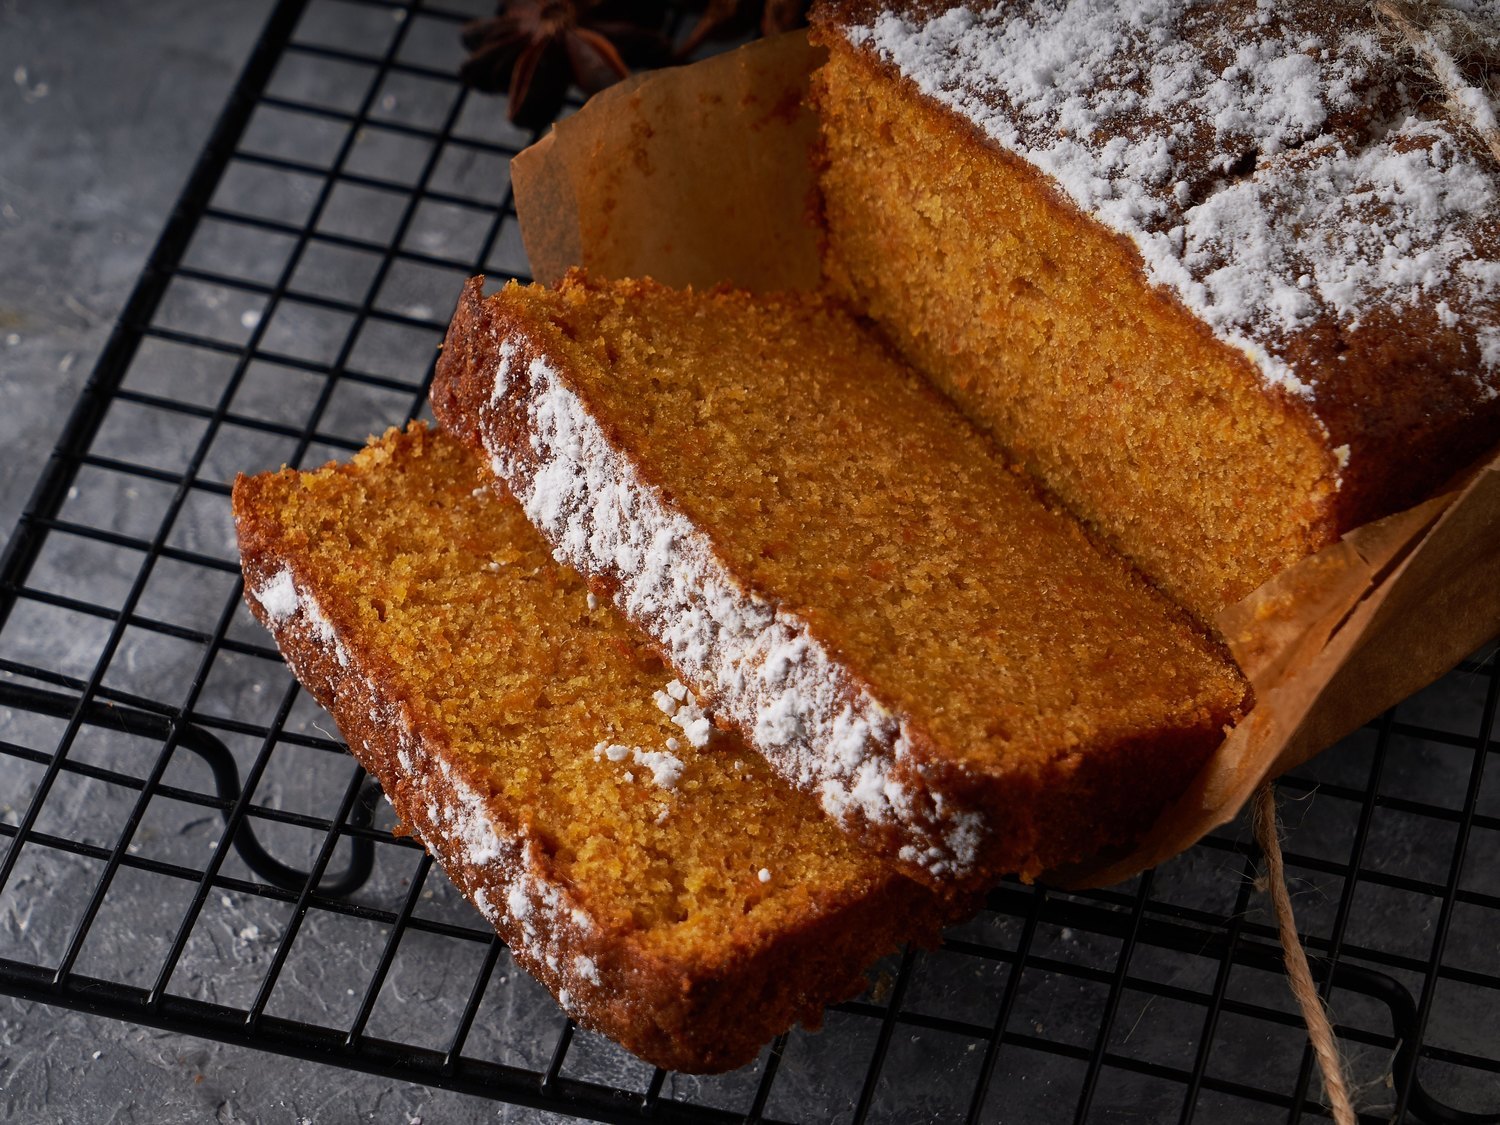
[2,1,1499,1121]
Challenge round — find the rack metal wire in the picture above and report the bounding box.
[1,1,1498,1121]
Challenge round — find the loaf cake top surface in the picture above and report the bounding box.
[821,0,1500,424]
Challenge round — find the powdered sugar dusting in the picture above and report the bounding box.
[251,565,606,1022]
[253,568,349,668]
[256,568,298,623]
[416,756,603,1019]
[489,338,519,406]
[1480,327,1500,379]
[847,0,1500,426]
[482,331,986,880]
[301,597,346,666]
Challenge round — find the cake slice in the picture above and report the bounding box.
[232,424,955,1074]
[431,273,1250,890]
[811,0,1500,619]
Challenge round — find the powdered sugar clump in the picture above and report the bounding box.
[654,679,714,748]
[847,0,1500,411]
[633,747,685,789]
[592,734,686,790]
[256,568,299,622]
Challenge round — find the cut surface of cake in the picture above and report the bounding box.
[811,0,1500,618]
[233,424,955,1073]
[432,273,1250,890]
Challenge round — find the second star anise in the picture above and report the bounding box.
[460,1,670,130]
[677,0,811,58]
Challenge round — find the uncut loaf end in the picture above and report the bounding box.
[811,0,1500,618]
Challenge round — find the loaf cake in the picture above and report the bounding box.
[431,272,1250,891]
[811,0,1500,618]
[232,424,958,1073]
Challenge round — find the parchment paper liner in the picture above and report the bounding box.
[510,33,1500,889]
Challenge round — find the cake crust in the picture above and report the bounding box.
[233,426,956,1073]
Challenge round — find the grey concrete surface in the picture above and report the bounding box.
[0,0,261,545]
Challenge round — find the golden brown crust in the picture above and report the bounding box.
[232,427,960,1074]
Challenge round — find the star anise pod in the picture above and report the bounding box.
[677,0,811,59]
[460,1,671,130]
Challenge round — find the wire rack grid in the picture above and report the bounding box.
[0,1,1498,1121]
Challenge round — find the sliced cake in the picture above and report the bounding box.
[431,273,1250,890]
[233,424,956,1073]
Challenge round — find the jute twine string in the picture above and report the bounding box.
[1373,0,1500,164]
[1240,13,1498,1120]
[1252,783,1358,1125]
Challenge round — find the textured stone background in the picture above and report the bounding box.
[1,1,258,538]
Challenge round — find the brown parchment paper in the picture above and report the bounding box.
[510,32,1500,889]
[512,34,826,294]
